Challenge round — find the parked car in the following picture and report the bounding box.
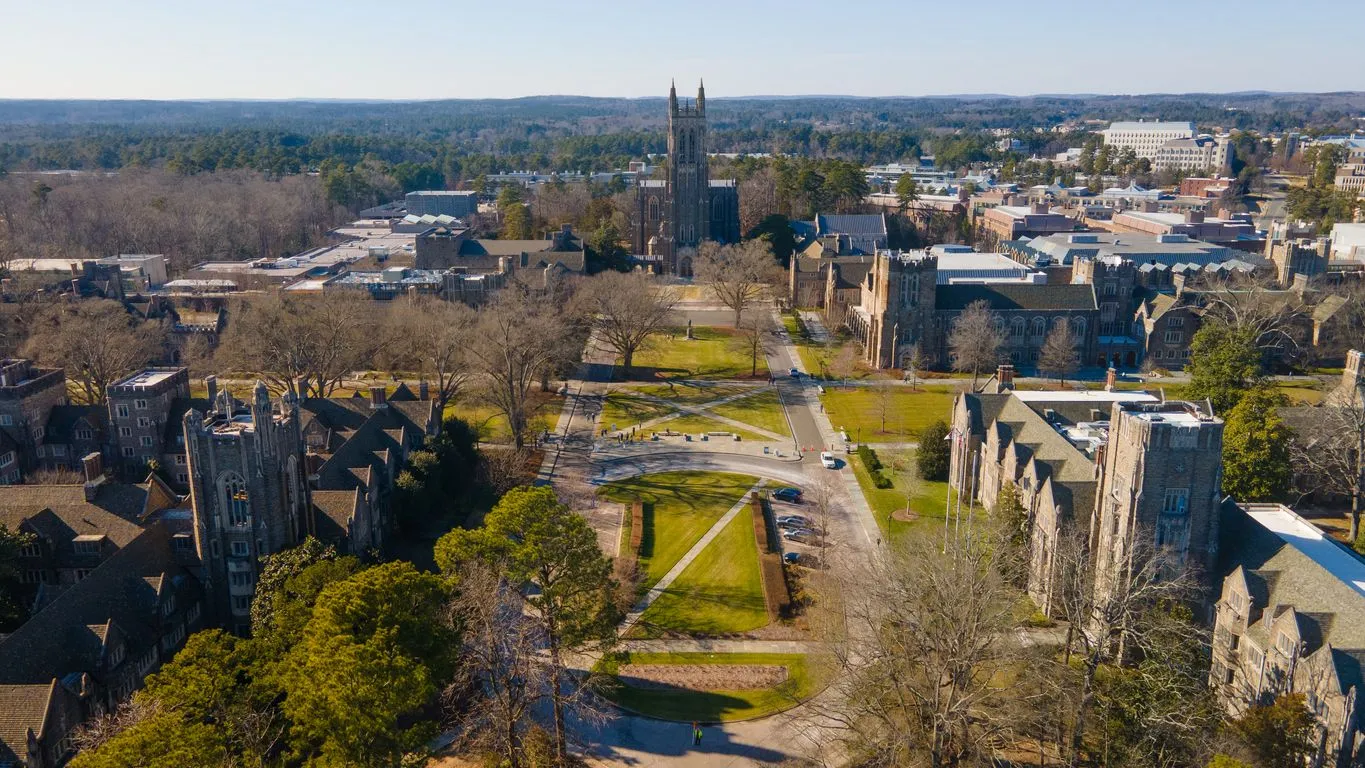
[772,487,803,503]
[777,514,811,526]
[783,552,801,565]
[789,367,800,378]
[783,529,817,543]
[778,518,811,531]
[820,451,838,469]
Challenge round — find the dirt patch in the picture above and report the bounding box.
[891,509,920,523]
[618,664,789,691]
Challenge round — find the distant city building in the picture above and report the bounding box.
[1152,136,1231,174]
[1100,120,1197,160]
[979,199,1078,242]
[404,190,478,218]
[631,81,740,275]
[1110,208,1257,244]
[790,213,888,258]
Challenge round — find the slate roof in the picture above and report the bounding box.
[43,405,106,444]
[0,524,193,686]
[936,283,1097,311]
[312,489,360,543]
[0,483,152,553]
[814,214,888,238]
[0,681,55,763]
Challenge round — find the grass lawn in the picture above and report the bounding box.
[708,389,791,437]
[601,391,676,431]
[598,471,757,590]
[631,381,754,406]
[632,512,767,637]
[443,393,561,443]
[598,652,828,722]
[659,414,771,441]
[849,448,959,541]
[822,385,958,443]
[625,326,768,380]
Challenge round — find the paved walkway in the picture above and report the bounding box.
[622,389,787,442]
[617,479,766,636]
[616,638,823,654]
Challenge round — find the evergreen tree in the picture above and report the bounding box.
[1221,387,1292,502]
[1186,323,1263,414]
[917,420,951,482]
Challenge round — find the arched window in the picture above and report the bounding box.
[648,197,659,222]
[1011,317,1026,339]
[1030,316,1047,340]
[219,473,249,527]
[1071,316,1087,338]
[993,317,1006,335]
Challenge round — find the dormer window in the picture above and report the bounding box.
[73,534,106,556]
[107,643,125,668]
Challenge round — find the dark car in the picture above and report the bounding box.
[772,487,803,503]
[783,552,801,564]
[788,367,800,378]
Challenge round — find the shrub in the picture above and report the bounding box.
[917,420,951,481]
[857,445,893,488]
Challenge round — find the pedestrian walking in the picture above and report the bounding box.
[692,722,702,746]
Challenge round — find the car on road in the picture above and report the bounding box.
[820,451,838,469]
[788,367,800,378]
[783,552,801,565]
[772,487,803,503]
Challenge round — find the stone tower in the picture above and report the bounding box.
[669,80,709,253]
[853,251,940,369]
[182,381,310,634]
[1090,400,1225,612]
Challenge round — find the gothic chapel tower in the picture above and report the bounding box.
[668,80,710,251]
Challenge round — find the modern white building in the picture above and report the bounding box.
[1101,120,1196,160]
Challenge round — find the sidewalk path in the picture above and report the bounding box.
[618,479,767,636]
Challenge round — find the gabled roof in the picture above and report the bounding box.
[814,213,888,238]
[936,283,1097,311]
[43,405,106,444]
[0,484,152,551]
[0,681,56,762]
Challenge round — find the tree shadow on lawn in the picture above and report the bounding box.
[637,584,767,637]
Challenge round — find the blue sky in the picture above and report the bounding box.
[4,0,1360,100]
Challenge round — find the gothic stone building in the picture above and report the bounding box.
[847,251,1098,371]
[632,81,740,275]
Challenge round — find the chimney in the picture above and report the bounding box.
[1142,200,1159,213]
[1030,201,1049,215]
[1185,209,1205,224]
[369,386,387,409]
[205,375,218,405]
[1105,366,1117,392]
[81,452,105,502]
[418,380,430,401]
[997,364,1015,392]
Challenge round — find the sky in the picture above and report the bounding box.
[2,0,1361,100]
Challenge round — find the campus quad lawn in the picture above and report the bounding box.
[443,393,561,443]
[821,385,958,442]
[624,326,769,380]
[630,381,755,406]
[632,512,767,637]
[659,414,770,442]
[598,471,757,590]
[708,389,791,437]
[598,652,826,722]
[601,390,676,431]
[849,448,959,541]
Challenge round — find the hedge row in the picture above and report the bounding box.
[752,493,792,621]
[858,446,893,489]
[629,502,644,551]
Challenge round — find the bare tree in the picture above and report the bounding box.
[830,342,858,388]
[444,562,552,768]
[815,531,1041,767]
[694,240,780,327]
[218,293,389,399]
[734,311,776,378]
[902,342,928,390]
[23,299,164,404]
[948,300,1004,389]
[580,270,676,379]
[1198,273,1308,364]
[390,296,476,414]
[873,384,895,435]
[466,289,568,450]
[1039,319,1080,385]
[739,166,780,235]
[1289,401,1365,541]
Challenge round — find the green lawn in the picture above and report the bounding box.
[659,414,770,442]
[624,326,768,380]
[598,471,757,590]
[708,389,791,437]
[598,652,827,722]
[822,385,958,443]
[632,513,766,637]
[601,391,676,431]
[849,448,959,541]
[444,394,560,443]
[630,382,754,406]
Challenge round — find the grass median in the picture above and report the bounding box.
[597,652,829,722]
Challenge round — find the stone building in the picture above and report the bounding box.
[0,359,68,482]
[1090,400,1226,610]
[631,81,740,275]
[182,383,310,634]
[847,251,1097,371]
[106,368,191,482]
[1211,502,1365,768]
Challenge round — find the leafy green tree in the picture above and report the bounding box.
[1226,694,1316,768]
[1221,387,1292,502]
[587,220,629,273]
[282,562,456,767]
[996,482,1029,587]
[917,420,951,482]
[746,214,797,267]
[68,710,227,768]
[500,202,532,240]
[1207,756,1254,768]
[0,524,35,631]
[1186,323,1263,414]
[894,173,920,212]
[250,537,337,639]
[435,486,618,765]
